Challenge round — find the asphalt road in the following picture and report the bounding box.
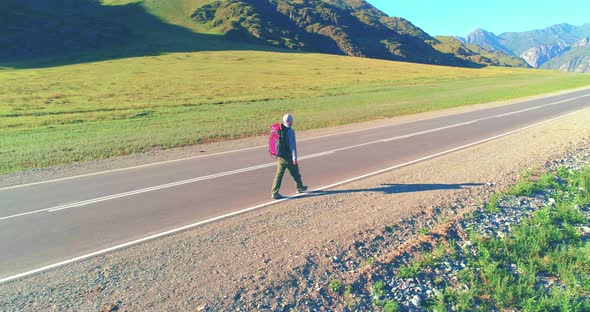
[1,88,589,282]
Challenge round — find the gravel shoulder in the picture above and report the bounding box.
[1,94,590,311]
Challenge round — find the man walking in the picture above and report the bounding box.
[271,114,308,199]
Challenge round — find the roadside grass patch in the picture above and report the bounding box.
[484,193,501,212]
[396,260,422,279]
[396,244,448,279]
[372,280,386,298]
[329,280,343,295]
[344,166,590,311]
[435,166,590,310]
[343,284,354,307]
[383,299,399,312]
[371,280,389,308]
[509,170,558,196]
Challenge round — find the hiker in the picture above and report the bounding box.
[271,114,308,199]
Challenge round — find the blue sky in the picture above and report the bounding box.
[368,0,590,37]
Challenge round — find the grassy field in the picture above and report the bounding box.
[102,0,218,34]
[2,51,590,174]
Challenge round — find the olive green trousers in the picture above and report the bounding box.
[271,157,304,196]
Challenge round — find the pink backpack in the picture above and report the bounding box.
[269,123,282,157]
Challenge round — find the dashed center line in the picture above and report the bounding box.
[1,93,588,222]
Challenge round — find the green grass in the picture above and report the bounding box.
[484,193,501,212]
[329,280,343,294]
[437,166,590,310]
[419,227,430,236]
[321,167,588,310]
[396,261,422,279]
[383,299,399,312]
[371,280,389,308]
[396,244,447,279]
[510,170,559,196]
[1,50,590,174]
[103,0,219,34]
[363,257,375,267]
[2,1,590,174]
[371,281,400,311]
[372,280,386,298]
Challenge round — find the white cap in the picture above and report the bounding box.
[283,114,293,124]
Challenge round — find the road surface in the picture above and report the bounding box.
[1,88,589,282]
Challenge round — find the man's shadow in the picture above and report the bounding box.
[301,183,484,197]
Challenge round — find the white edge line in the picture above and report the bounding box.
[311,105,590,192]
[0,120,416,190]
[0,109,531,219]
[1,105,588,285]
[3,91,589,191]
[2,94,588,219]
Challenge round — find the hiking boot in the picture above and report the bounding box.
[297,186,308,193]
[271,193,284,200]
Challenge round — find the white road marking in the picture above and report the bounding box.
[2,92,589,191]
[0,108,451,191]
[1,105,589,284]
[1,94,589,220]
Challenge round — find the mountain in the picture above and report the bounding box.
[461,28,513,56]
[189,0,480,66]
[541,37,590,72]
[574,37,590,47]
[459,23,590,72]
[520,42,571,68]
[432,36,529,68]
[499,23,582,56]
[0,0,268,67]
[0,0,134,61]
[1,0,502,69]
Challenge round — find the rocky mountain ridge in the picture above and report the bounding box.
[1,0,585,71]
[434,36,529,68]
[188,0,530,68]
[461,28,513,55]
[541,40,590,73]
[574,37,590,48]
[190,0,478,67]
[521,42,571,68]
[458,23,590,72]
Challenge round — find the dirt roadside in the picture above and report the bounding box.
[1,98,590,311]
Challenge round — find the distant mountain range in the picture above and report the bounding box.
[458,24,590,73]
[190,0,461,66]
[0,0,527,69]
[1,0,587,72]
[189,0,527,68]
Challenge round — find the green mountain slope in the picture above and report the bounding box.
[0,0,134,60]
[1,0,518,68]
[103,0,219,34]
[465,44,530,68]
[188,0,480,66]
[0,0,274,67]
[432,36,529,68]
